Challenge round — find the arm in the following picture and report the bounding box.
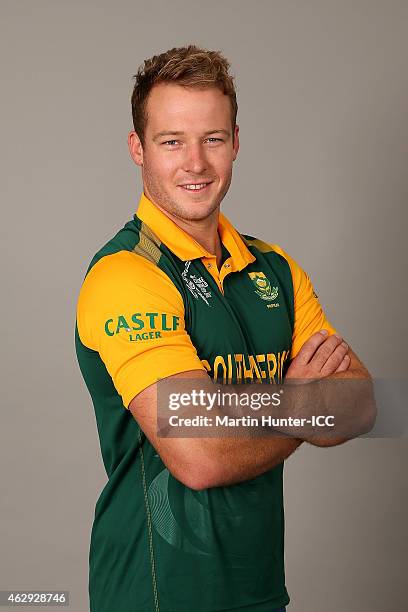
[79,247,373,490]
[284,334,375,447]
[129,331,371,490]
[77,252,302,489]
[129,369,304,490]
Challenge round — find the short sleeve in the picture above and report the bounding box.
[76,251,206,408]
[270,245,337,359]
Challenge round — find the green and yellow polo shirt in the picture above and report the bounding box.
[75,192,336,612]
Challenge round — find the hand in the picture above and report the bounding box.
[286,330,350,380]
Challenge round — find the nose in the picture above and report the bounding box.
[182,142,208,175]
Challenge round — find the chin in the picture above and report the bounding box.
[182,200,220,220]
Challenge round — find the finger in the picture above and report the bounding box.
[294,330,331,366]
[334,354,350,373]
[320,342,349,377]
[310,334,343,371]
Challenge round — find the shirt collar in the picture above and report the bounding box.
[135,192,255,271]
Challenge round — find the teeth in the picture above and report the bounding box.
[182,183,208,190]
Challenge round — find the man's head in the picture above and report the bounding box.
[128,45,239,223]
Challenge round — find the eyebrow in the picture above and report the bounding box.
[152,129,231,142]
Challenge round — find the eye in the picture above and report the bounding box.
[162,140,179,146]
[206,137,223,143]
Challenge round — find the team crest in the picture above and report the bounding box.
[248,272,278,301]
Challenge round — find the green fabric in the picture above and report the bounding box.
[220,238,230,267]
[75,213,294,612]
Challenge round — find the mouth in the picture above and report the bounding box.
[178,181,213,193]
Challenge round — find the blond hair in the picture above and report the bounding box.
[131,44,238,146]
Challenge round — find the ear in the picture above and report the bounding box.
[232,125,240,161]
[128,131,143,166]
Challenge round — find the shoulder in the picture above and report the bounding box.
[241,234,305,287]
[242,234,293,262]
[79,250,183,311]
[76,250,184,350]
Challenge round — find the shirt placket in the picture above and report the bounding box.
[201,256,234,295]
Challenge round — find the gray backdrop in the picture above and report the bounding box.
[1,1,407,610]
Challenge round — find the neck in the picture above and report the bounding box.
[152,201,223,268]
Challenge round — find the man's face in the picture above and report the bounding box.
[128,82,239,223]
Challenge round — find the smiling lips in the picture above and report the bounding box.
[179,181,212,191]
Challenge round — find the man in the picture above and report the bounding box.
[75,45,372,612]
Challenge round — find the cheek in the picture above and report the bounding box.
[214,155,233,179]
[150,154,179,178]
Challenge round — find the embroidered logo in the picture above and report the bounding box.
[182,261,212,306]
[248,272,279,305]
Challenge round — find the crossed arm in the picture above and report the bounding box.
[129,331,374,490]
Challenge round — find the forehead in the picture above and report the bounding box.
[145,82,232,133]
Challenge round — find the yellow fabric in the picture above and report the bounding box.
[76,195,258,409]
[243,238,337,359]
[77,193,336,408]
[137,192,256,271]
[76,251,206,408]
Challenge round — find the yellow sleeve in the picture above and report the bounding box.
[271,245,337,359]
[76,250,206,408]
